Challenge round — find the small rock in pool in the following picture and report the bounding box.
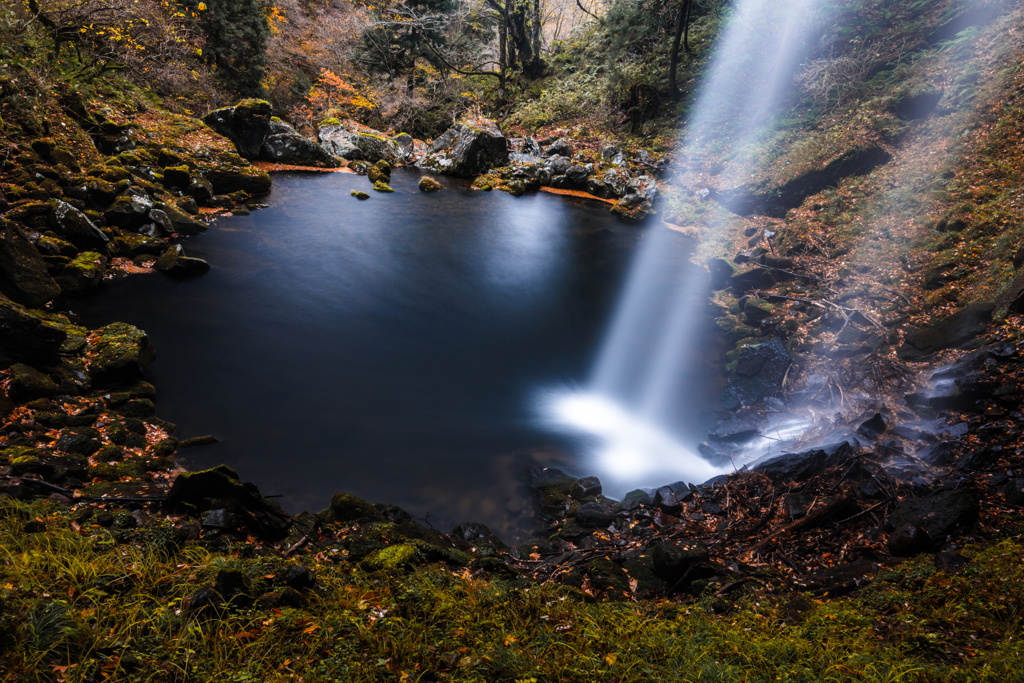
[418,177,443,192]
[178,435,219,449]
[372,180,394,193]
[351,190,370,199]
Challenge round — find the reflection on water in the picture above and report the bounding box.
[75,170,724,541]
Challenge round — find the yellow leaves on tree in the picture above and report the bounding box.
[295,69,375,126]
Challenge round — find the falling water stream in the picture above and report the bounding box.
[546,0,827,493]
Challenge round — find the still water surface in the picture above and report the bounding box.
[76,171,724,540]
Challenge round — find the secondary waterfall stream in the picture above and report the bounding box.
[74,170,725,541]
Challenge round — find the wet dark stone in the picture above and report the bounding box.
[0,300,66,369]
[201,508,234,530]
[586,558,630,594]
[721,338,791,410]
[887,523,931,557]
[651,542,710,585]
[203,101,273,159]
[326,491,383,524]
[884,488,979,543]
[653,482,693,510]
[856,413,888,440]
[708,417,760,443]
[570,476,602,500]
[754,441,855,482]
[215,568,249,603]
[898,303,995,360]
[575,502,615,528]
[622,489,652,511]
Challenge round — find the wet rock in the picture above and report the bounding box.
[531,466,576,516]
[153,244,183,271]
[419,123,509,177]
[897,303,995,360]
[708,416,759,443]
[284,563,317,591]
[622,489,652,510]
[173,256,211,275]
[54,251,106,295]
[103,194,154,229]
[0,221,61,306]
[887,523,931,557]
[324,491,384,524]
[351,190,369,199]
[49,200,108,248]
[154,202,207,235]
[203,100,273,159]
[545,138,574,157]
[373,180,393,193]
[586,558,630,595]
[570,476,602,500]
[168,466,291,540]
[185,584,224,618]
[85,321,155,383]
[178,435,218,448]
[653,482,694,510]
[260,134,340,168]
[754,441,856,482]
[7,363,56,401]
[0,299,67,368]
[565,164,589,187]
[884,488,979,543]
[321,126,402,165]
[161,165,191,188]
[721,338,791,410]
[575,502,615,528]
[651,542,711,587]
[856,413,888,440]
[201,508,234,530]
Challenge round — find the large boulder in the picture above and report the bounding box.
[203,100,274,159]
[49,200,109,248]
[260,134,341,168]
[720,338,791,410]
[166,465,292,541]
[0,221,61,307]
[0,299,67,368]
[419,123,509,177]
[884,488,979,546]
[318,124,402,165]
[84,321,156,383]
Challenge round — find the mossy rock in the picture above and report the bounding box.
[324,492,384,524]
[85,321,156,382]
[7,363,56,401]
[372,180,393,193]
[54,252,106,295]
[351,190,369,200]
[418,177,443,192]
[361,543,423,571]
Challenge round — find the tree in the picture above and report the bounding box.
[184,0,271,95]
[356,0,459,90]
[668,0,692,98]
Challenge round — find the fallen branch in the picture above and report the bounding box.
[742,495,853,558]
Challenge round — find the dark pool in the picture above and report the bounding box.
[74,170,723,541]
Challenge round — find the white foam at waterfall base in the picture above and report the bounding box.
[540,390,729,494]
[537,0,827,495]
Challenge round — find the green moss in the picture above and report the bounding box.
[361,543,421,571]
[372,180,393,193]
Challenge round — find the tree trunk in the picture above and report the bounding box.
[668,0,691,99]
[498,10,508,100]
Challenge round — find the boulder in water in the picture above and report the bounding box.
[203,100,273,159]
[419,122,509,177]
[260,134,340,168]
[0,221,61,307]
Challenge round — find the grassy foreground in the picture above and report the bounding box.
[1,499,1023,682]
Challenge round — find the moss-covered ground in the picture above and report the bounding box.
[1,498,1023,682]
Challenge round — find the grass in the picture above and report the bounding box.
[2,498,1024,682]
